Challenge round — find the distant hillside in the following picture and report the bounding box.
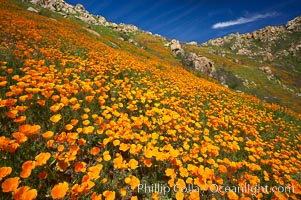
[20,0,301,112]
[197,16,301,112]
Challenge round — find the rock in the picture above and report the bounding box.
[202,38,225,47]
[263,52,274,62]
[96,15,106,24]
[184,52,216,78]
[128,39,139,46]
[27,7,39,13]
[237,48,252,55]
[219,76,227,87]
[84,28,100,37]
[108,42,120,49]
[233,59,240,64]
[289,44,301,56]
[164,43,170,48]
[286,16,301,30]
[187,41,197,46]
[75,4,86,12]
[114,23,138,34]
[170,39,184,56]
[259,66,273,75]
[242,79,250,88]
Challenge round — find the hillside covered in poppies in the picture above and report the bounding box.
[0,0,301,199]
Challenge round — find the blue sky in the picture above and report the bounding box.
[65,0,301,43]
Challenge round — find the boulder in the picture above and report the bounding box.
[27,7,39,13]
[75,4,86,12]
[237,48,252,55]
[286,16,301,30]
[259,66,273,75]
[184,52,216,78]
[187,41,197,46]
[170,39,184,56]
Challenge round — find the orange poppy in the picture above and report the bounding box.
[87,164,103,180]
[65,124,74,131]
[74,162,86,173]
[51,182,69,199]
[124,175,140,190]
[227,190,239,200]
[0,167,12,181]
[128,159,138,170]
[35,152,51,166]
[218,165,227,174]
[103,190,115,200]
[50,114,62,123]
[90,147,100,155]
[103,151,111,161]
[91,192,102,200]
[120,188,127,197]
[42,131,54,140]
[13,116,26,123]
[12,132,28,144]
[176,192,185,200]
[1,177,20,192]
[20,160,36,178]
[13,186,37,200]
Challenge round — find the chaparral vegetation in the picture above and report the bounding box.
[0,0,301,199]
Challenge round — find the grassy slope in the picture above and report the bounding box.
[0,1,301,199]
[183,44,301,113]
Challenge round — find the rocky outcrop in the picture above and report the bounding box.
[201,15,301,62]
[165,39,216,77]
[25,0,142,35]
[115,23,138,34]
[167,39,184,56]
[286,16,301,31]
[187,41,197,46]
[184,52,216,78]
[27,0,77,14]
[27,7,39,13]
[259,66,275,81]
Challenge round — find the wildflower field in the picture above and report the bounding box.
[0,1,301,199]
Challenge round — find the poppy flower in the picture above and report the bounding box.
[74,162,86,173]
[12,132,28,144]
[51,182,69,199]
[103,151,111,161]
[42,131,54,140]
[124,175,140,190]
[128,159,138,170]
[0,167,12,181]
[1,177,20,192]
[103,190,115,200]
[90,147,100,155]
[120,188,127,197]
[13,186,37,200]
[227,190,239,200]
[20,160,35,178]
[35,152,51,166]
[50,114,62,123]
[176,192,185,200]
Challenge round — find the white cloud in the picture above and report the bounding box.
[212,12,279,29]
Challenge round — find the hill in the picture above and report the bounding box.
[199,16,301,112]
[0,0,301,199]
